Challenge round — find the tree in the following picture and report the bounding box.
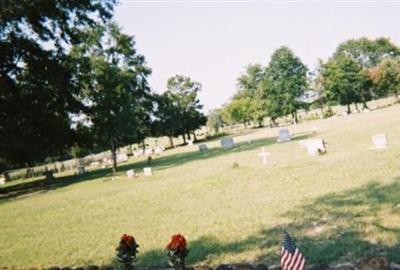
[206,109,223,135]
[321,56,369,113]
[333,37,399,106]
[164,75,206,143]
[0,0,115,170]
[72,23,153,174]
[236,64,267,126]
[370,57,400,100]
[261,46,308,123]
[221,97,253,127]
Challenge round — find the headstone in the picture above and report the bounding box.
[155,146,163,155]
[145,148,153,155]
[277,128,291,142]
[187,140,193,146]
[0,177,5,185]
[117,153,128,163]
[220,137,234,149]
[90,161,100,167]
[258,147,270,165]
[198,144,208,151]
[77,165,85,175]
[304,139,326,156]
[77,158,86,175]
[134,150,143,157]
[126,169,135,178]
[372,133,388,149]
[144,167,152,176]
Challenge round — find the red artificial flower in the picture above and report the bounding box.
[166,234,187,252]
[121,233,136,247]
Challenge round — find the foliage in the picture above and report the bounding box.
[115,234,139,270]
[370,57,400,99]
[261,46,308,121]
[207,109,224,135]
[221,97,253,126]
[0,0,115,169]
[321,56,369,113]
[155,75,206,143]
[166,234,189,270]
[71,23,153,173]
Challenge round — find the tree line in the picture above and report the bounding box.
[208,38,400,134]
[0,1,206,174]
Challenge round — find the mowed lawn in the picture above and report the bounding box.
[1,105,400,267]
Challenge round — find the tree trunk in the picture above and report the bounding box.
[354,102,359,111]
[291,112,297,125]
[271,117,277,127]
[169,136,174,148]
[182,134,186,144]
[243,121,247,129]
[346,104,351,114]
[111,138,117,177]
[127,144,133,156]
[187,131,191,140]
[142,141,146,154]
[193,132,197,142]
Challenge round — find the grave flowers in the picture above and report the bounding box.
[166,234,189,270]
[115,234,139,270]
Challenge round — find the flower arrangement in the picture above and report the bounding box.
[166,234,189,270]
[115,234,139,270]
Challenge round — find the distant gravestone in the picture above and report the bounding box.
[77,166,86,175]
[372,133,388,149]
[187,140,193,146]
[198,144,208,151]
[126,169,135,178]
[277,128,291,142]
[117,153,129,163]
[145,148,153,155]
[134,150,142,157]
[220,137,234,149]
[258,147,270,165]
[0,177,6,185]
[77,158,86,175]
[144,167,152,176]
[304,139,326,156]
[155,146,163,155]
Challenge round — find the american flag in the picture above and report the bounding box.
[280,232,306,270]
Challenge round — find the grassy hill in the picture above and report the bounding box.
[1,104,400,268]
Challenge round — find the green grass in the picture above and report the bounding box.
[1,105,400,267]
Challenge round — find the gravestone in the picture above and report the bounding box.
[372,133,388,149]
[155,146,163,155]
[187,140,193,146]
[0,177,5,185]
[77,158,86,175]
[117,153,128,163]
[277,128,291,142]
[145,148,153,155]
[258,147,270,165]
[90,161,100,167]
[220,137,234,149]
[144,167,152,176]
[198,144,208,151]
[304,139,326,156]
[126,169,135,178]
[134,150,143,157]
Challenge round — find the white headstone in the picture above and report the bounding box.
[134,150,142,157]
[220,137,234,149]
[304,139,326,156]
[145,148,153,155]
[144,167,152,176]
[126,169,135,178]
[258,147,270,165]
[0,177,5,185]
[277,129,291,142]
[90,161,100,167]
[187,140,193,146]
[117,153,129,163]
[198,144,208,151]
[155,146,164,155]
[372,133,388,149]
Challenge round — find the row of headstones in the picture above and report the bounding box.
[198,137,235,152]
[125,167,153,178]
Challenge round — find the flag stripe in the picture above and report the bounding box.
[280,232,306,270]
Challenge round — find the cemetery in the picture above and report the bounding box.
[1,2,400,270]
[1,103,400,269]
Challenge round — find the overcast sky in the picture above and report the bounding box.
[114,1,400,112]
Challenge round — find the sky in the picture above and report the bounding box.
[114,1,400,112]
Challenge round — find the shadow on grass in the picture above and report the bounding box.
[0,133,313,202]
[138,180,400,267]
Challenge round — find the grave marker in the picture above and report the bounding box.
[126,169,135,178]
[117,153,128,163]
[258,147,270,165]
[303,139,326,156]
[372,133,388,149]
[220,137,234,149]
[144,167,152,176]
[277,128,291,142]
[198,144,208,151]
